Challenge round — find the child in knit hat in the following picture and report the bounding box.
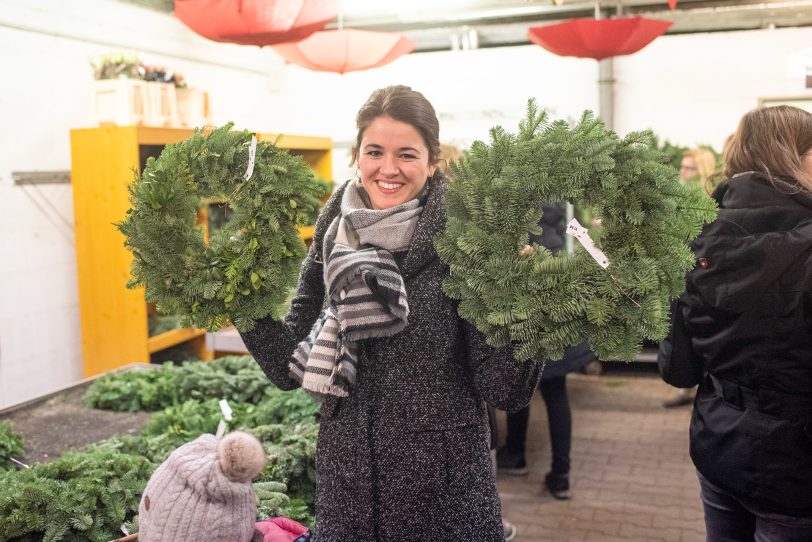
[137,430,267,542]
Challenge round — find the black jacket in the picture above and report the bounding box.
[658,172,812,516]
[240,177,542,541]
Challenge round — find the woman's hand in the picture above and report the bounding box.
[519,245,534,256]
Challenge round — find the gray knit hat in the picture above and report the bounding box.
[138,431,266,542]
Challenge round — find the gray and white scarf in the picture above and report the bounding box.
[288,180,425,399]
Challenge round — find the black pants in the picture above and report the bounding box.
[505,375,571,475]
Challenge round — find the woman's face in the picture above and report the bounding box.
[679,157,698,180]
[358,115,436,210]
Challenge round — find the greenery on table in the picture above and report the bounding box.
[0,421,24,470]
[2,358,320,541]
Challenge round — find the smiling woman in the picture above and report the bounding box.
[357,116,437,209]
[237,85,542,542]
[352,85,441,209]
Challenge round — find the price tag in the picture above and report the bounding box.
[215,419,227,438]
[219,399,233,420]
[566,218,610,269]
[9,457,29,469]
[244,135,257,181]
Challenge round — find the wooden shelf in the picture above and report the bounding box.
[297,225,315,242]
[70,125,332,377]
[147,328,206,354]
[205,325,249,354]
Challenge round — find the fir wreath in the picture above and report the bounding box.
[434,101,718,362]
[118,123,325,332]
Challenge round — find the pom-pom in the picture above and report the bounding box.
[218,431,266,482]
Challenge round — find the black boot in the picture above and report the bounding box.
[544,471,571,500]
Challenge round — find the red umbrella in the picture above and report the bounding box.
[527,17,673,61]
[669,0,678,9]
[272,29,415,74]
[174,0,339,46]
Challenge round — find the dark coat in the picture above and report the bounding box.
[658,172,812,516]
[240,176,542,541]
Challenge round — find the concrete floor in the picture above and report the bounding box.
[496,372,705,542]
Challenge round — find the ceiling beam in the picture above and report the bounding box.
[330,0,812,51]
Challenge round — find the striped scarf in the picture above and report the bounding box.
[289,180,424,399]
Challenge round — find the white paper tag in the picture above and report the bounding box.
[120,525,130,536]
[9,457,29,469]
[243,135,257,181]
[219,399,233,421]
[566,218,610,269]
[215,419,227,439]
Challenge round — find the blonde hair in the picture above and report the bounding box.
[682,148,717,191]
[725,105,812,193]
[439,143,463,177]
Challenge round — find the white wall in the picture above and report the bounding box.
[2,0,812,408]
[614,26,812,151]
[0,0,291,408]
[282,46,599,182]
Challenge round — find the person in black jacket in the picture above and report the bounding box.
[658,105,812,541]
[240,85,542,542]
[495,204,597,500]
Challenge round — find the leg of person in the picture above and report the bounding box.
[496,406,529,475]
[698,472,756,542]
[539,375,571,499]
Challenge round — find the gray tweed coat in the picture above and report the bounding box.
[240,176,542,542]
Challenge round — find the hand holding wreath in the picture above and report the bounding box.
[434,101,717,362]
[118,124,325,332]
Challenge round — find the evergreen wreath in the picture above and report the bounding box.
[435,101,717,362]
[118,123,325,332]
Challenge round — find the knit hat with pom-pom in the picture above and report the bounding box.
[138,431,267,542]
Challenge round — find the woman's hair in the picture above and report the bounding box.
[351,85,441,166]
[438,143,463,177]
[724,105,812,192]
[682,148,717,186]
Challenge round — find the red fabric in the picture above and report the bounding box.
[527,17,672,61]
[272,29,415,74]
[174,0,339,46]
[668,0,678,9]
[255,517,308,542]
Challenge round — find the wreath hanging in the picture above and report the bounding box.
[434,101,717,362]
[118,123,325,332]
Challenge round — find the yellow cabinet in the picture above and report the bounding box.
[70,126,332,377]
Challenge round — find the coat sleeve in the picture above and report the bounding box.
[657,298,704,388]
[464,321,543,412]
[238,183,346,390]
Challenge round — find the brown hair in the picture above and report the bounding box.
[724,105,812,193]
[682,148,717,189]
[351,85,441,166]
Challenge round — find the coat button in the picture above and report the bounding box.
[697,257,709,269]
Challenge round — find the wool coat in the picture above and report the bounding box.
[658,172,812,517]
[241,176,542,542]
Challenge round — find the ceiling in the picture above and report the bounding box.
[331,0,812,52]
[126,0,812,52]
